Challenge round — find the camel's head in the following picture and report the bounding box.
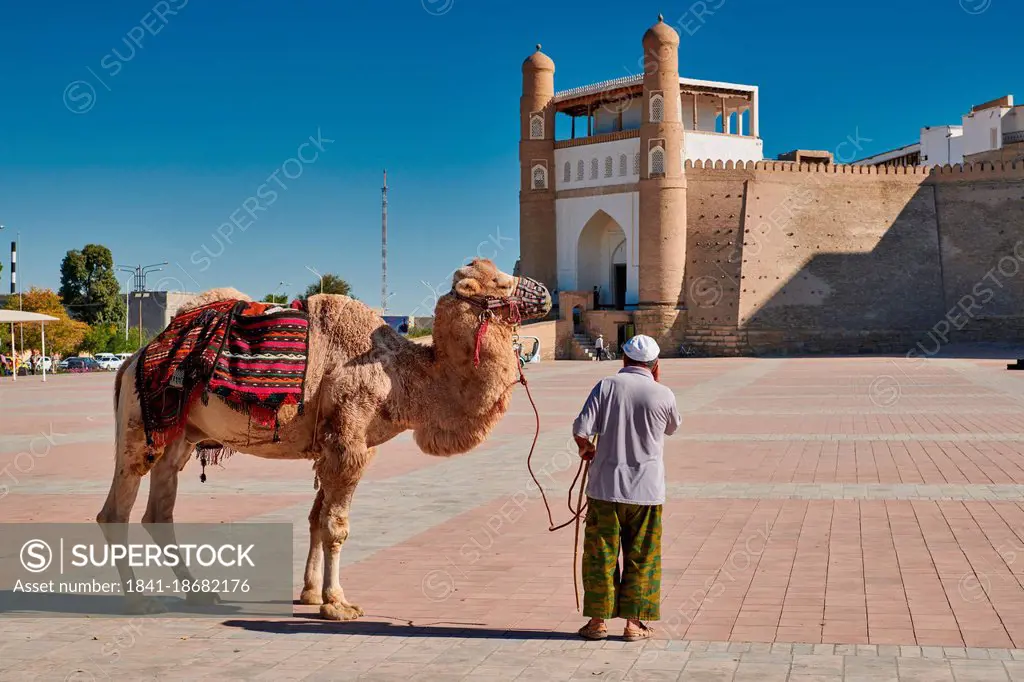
[450,258,551,323]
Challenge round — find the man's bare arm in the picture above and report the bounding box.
[574,434,596,460]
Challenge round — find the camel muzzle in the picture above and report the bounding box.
[514,276,551,320]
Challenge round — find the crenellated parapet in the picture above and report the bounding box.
[683,158,1024,179]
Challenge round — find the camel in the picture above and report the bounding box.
[97,258,551,619]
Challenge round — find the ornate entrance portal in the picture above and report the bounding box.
[577,210,627,310]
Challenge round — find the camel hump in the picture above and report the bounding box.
[177,287,253,315]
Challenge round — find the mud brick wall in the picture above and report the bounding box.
[682,160,1024,355]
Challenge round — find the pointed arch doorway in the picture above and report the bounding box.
[577,210,627,310]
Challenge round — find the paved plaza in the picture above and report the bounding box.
[4,353,1024,680]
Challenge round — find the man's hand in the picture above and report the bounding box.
[574,434,596,461]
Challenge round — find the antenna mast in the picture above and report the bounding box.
[381,169,388,315]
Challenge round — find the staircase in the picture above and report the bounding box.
[571,333,600,361]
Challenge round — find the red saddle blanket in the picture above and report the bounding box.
[135,299,309,449]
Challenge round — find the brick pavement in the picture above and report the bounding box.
[2,355,1024,680]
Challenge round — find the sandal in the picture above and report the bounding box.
[623,622,654,642]
[578,621,608,640]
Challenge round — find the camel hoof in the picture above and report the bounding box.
[319,602,363,621]
[123,595,167,615]
[185,590,221,606]
[299,589,323,606]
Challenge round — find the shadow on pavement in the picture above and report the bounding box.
[222,618,581,640]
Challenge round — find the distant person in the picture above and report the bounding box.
[399,323,409,334]
[595,334,605,361]
[29,355,37,376]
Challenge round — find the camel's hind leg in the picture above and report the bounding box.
[141,437,220,606]
[96,464,145,608]
[97,364,166,614]
[299,488,325,605]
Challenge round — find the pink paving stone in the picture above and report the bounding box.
[0,492,310,523]
[3,357,1024,659]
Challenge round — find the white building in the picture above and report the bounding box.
[549,73,761,309]
[856,94,1023,167]
[920,125,963,166]
[961,95,1024,162]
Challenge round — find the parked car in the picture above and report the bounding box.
[94,353,123,371]
[62,357,102,372]
[116,352,134,363]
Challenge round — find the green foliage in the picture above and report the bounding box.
[59,244,126,325]
[78,323,144,355]
[263,293,288,304]
[405,327,433,338]
[78,324,115,355]
[303,274,351,299]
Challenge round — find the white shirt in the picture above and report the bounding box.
[572,366,682,505]
[594,337,604,350]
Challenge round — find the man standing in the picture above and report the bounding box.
[572,335,681,641]
[594,334,605,361]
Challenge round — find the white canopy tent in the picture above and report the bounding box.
[0,310,59,383]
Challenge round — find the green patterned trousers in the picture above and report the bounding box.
[581,497,662,620]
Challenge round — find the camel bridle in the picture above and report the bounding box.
[453,275,549,367]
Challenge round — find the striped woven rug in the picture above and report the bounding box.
[206,301,309,430]
[137,299,309,451]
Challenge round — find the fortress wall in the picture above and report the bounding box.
[681,161,1024,354]
[684,169,749,331]
[740,166,941,336]
[931,169,1024,341]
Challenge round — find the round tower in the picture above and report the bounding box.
[637,16,687,314]
[519,45,557,295]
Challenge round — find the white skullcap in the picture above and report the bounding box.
[622,335,660,362]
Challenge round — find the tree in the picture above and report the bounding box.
[59,244,126,325]
[302,274,351,299]
[110,327,145,354]
[0,287,89,357]
[79,323,144,355]
[79,324,116,355]
[263,293,288,304]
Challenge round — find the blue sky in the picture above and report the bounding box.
[0,0,1018,315]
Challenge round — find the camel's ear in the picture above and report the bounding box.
[454,278,483,297]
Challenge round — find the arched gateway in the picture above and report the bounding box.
[577,210,627,310]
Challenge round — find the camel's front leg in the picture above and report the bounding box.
[299,488,324,605]
[316,445,374,621]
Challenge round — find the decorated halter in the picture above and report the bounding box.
[453,276,549,367]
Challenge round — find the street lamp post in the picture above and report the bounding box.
[305,266,323,295]
[117,262,168,343]
[116,269,134,340]
[273,281,292,303]
[138,263,167,340]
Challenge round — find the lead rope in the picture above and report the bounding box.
[518,346,593,611]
